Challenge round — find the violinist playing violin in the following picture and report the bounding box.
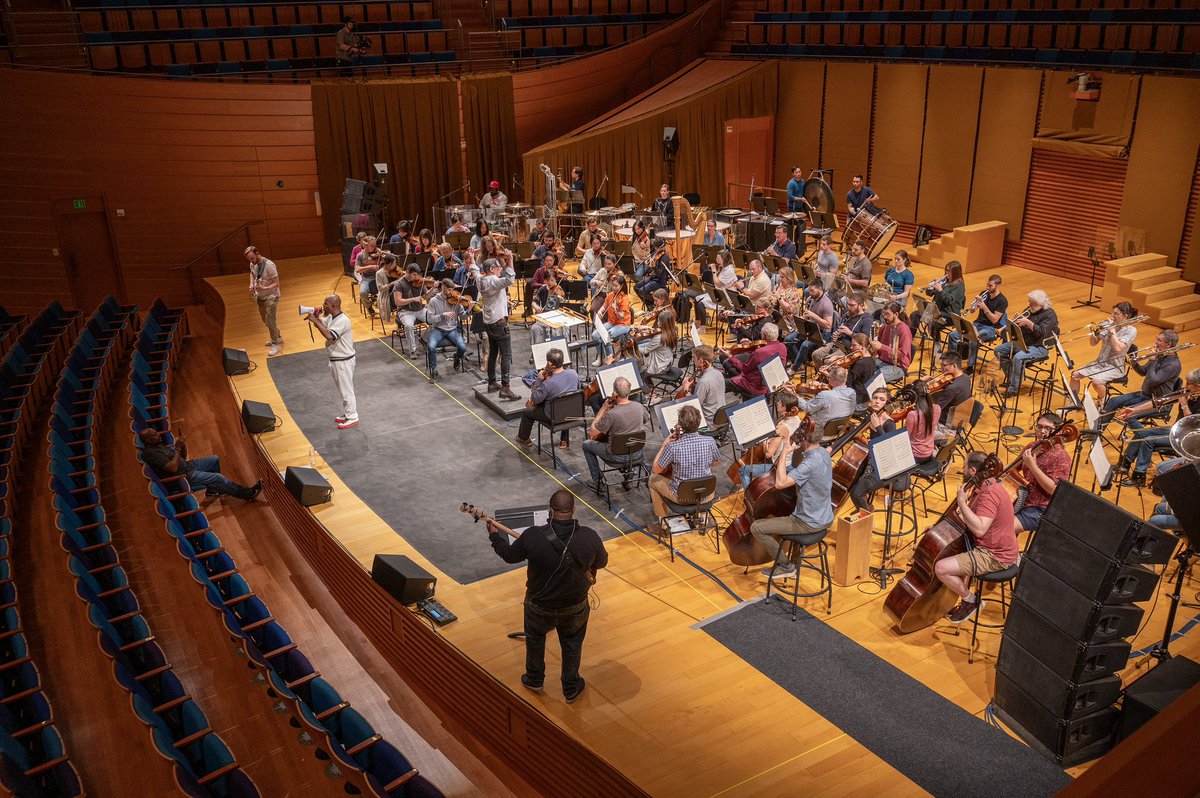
[392,264,433,358]
[749,423,833,581]
[719,322,786,399]
[827,334,876,405]
[730,297,773,343]
[680,345,726,428]
[530,252,560,294]
[737,392,803,489]
[931,352,972,425]
[424,279,471,378]
[811,290,874,366]
[850,379,937,512]
[1012,413,1071,538]
[533,231,563,268]
[935,451,1019,624]
[529,273,566,346]
[635,238,672,307]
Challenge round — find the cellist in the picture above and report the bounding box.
[737,392,803,490]
[748,424,834,580]
[933,451,1019,624]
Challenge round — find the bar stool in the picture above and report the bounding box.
[874,476,919,562]
[766,528,832,619]
[959,560,1021,664]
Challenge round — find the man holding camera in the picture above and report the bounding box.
[246,245,282,357]
[303,295,359,429]
[336,17,365,68]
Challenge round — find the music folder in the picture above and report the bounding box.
[597,359,643,399]
[870,428,916,482]
[655,396,704,437]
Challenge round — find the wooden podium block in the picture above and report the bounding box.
[832,509,873,586]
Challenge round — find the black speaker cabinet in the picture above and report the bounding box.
[1156,462,1200,549]
[992,677,1119,767]
[371,554,436,605]
[1012,560,1144,644]
[1118,656,1200,742]
[1003,600,1132,684]
[662,126,679,159]
[1026,522,1159,604]
[284,466,332,506]
[1041,481,1175,567]
[241,400,277,434]
[222,347,250,376]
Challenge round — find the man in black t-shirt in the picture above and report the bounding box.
[138,427,261,501]
[488,489,608,703]
[932,352,973,426]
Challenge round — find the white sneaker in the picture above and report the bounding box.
[265,340,283,347]
[267,345,280,357]
[591,357,603,366]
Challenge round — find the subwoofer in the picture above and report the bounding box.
[371,554,436,605]
[283,466,332,506]
[222,347,250,376]
[1118,656,1200,742]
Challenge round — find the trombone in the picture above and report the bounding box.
[1126,342,1195,364]
[1060,314,1149,343]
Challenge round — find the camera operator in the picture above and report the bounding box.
[336,17,367,68]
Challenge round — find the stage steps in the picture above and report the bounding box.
[1099,252,1200,332]
[911,220,1006,275]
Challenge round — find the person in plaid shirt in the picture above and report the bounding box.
[649,405,720,521]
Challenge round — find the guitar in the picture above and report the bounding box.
[460,503,597,584]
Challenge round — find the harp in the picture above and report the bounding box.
[671,195,708,275]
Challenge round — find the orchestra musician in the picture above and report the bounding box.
[882,250,915,312]
[749,424,834,581]
[453,254,478,288]
[811,290,874,365]
[445,215,470,235]
[635,239,672,306]
[702,218,726,248]
[771,266,805,326]
[836,334,878,405]
[528,217,549,243]
[720,322,786,398]
[931,352,973,428]
[790,282,836,370]
[392,264,432,358]
[947,273,1007,372]
[592,276,633,366]
[680,345,727,428]
[649,406,720,523]
[579,235,606,286]
[843,239,873,292]
[935,451,1019,624]
[872,301,913,383]
[924,260,966,348]
[790,366,856,433]
[730,297,774,343]
[424,279,471,379]
[814,235,840,291]
[1115,368,1200,489]
[469,219,493,254]
[558,166,585,217]
[850,378,938,511]
[479,257,518,400]
[651,184,674,229]
[533,231,562,266]
[765,225,797,264]
[392,220,415,246]
[638,308,679,379]
[353,235,382,299]
[576,218,607,258]
[1100,328,1183,431]
[529,273,566,346]
[588,253,618,304]
[374,254,402,322]
[745,259,772,301]
[433,243,462,275]
[786,165,809,215]
[631,219,652,267]
[1011,413,1071,538]
[415,229,436,254]
[737,392,804,489]
[515,347,579,449]
[995,289,1060,397]
[1068,301,1138,406]
[530,252,556,294]
[583,376,651,492]
[846,174,880,219]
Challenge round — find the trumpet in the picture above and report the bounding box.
[966,289,989,313]
[1014,306,1033,321]
[925,276,948,292]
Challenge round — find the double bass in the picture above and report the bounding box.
[882,454,1002,634]
[722,417,816,566]
[724,406,803,485]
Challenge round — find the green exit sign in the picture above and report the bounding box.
[72,199,87,210]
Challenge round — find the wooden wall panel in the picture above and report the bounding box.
[0,71,323,314]
[869,63,927,227]
[1118,75,1200,270]
[918,65,983,231]
[773,60,825,190]
[969,67,1041,241]
[819,61,875,221]
[1179,156,1200,282]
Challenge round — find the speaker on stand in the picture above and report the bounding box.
[662,126,678,189]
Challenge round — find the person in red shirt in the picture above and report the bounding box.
[1013,412,1071,537]
[871,301,912,382]
[718,323,787,398]
[935,451,1019,623]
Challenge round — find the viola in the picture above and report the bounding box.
[883,454,1002,633]
[818,349,864,377]
[443,289,475,308]
[733,312,767,330]
[722,417,816,567]
[922,371,956,393]
[787,377,828,398]
[726,340,767,356]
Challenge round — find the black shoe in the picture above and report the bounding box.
[520,674,543,693]
[205,489,220,498]
[429,370,439,381]
[564,679,586,704]
[621,474,634,491]
[454,354,463,370]
[242,480,262,501]
[1120,473,1146,488]
[947,596,982,624]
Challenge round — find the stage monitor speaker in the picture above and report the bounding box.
[745,220,773,251]
[1026,520,1159,604]
[1010,560,1144,644]
[994,643,1122,722]
[992,676,1119,766]
[341,194,378,215]
[284,466,332,506]
[662,126,678,159]
[343,178,368,197]
[1155,462,1200,550]
[1040,482,1175,567]
[222,347,250,376]
[1002,601,1131,685]
[1118,656,1200,742]
[241,400,277,434]
[371,554,436,605]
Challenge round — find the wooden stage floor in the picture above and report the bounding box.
[209,253,1200,797]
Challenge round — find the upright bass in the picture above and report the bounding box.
[882,454,1002,634]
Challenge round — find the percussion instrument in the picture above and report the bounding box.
[446,204,479,225]
[611,218,638,240]
[845,206,899,260]
[802,178,835,214]
[617,202,637,214]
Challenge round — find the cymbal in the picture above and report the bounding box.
[585,210,605,218]
[780,211,808,220]
[804,178,834,213]
[507,202,532,211]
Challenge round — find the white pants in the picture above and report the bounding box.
[329,357,358,420]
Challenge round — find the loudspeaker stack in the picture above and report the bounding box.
[341,178,380,215]
[992,481,1175,766]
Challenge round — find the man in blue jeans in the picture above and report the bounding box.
[488,489,608,704]
[138,427,261,501]
[995,289,1059,397]
[1112,365,1197,488]
[948,273,1008,372]
[423,279,470,379]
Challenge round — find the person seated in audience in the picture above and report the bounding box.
[719,322,787,398]
[738,391,803,489]
[649,405,720,523]
[139,427,261,501]
[516,347,579,449]
[583,376,651,492]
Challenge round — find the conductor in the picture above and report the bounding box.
[488,489,608,704]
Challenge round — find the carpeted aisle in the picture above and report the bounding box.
[268,338,621,583]
[701,598,1073,797]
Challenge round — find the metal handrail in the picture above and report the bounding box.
[171,220,264,271]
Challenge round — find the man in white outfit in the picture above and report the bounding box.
[303,295,359,429]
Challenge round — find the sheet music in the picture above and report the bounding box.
[656,397,704,437]
[1053,336,1073,370]
[690,323,703,348]
[866,372,887,400]
[598,359,642,398]
[535,310,574,328]
[1083,391,1100,428]
[758,355,789,393]
[594,312,610,343]
[728,396,776,446]
[1090,438,1112,487]
[870,428,916,481]
[1059,371,1079,409]
[530,338,570,366]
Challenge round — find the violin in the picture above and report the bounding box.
[724,340,767,356]
[443,288,476,308]
[733,312,768,330]
[818,349,863,377]
[883,454,1003,633]
[787,377,828,398]
[922,371,956,394]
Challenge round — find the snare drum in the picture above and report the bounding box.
[845,207,899,260]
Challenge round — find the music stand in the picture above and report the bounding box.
[866,428,917,589]
[752,196,779,214]
[726,395,777,449]
[655,396,705,437]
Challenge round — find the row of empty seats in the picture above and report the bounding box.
[758,0,1194,10]
[49,298,261,797]
[0,301,85,798]
[0,307,27,361]
[157,50,455,77]
[494,0,689,18]
[500,14,673,50]
[128,310,443,798]
[78,0,434,34]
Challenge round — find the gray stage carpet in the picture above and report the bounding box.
[268,337,634,583]
[701,599,1073,797]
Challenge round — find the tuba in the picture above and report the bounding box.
[1169,413,1200,462]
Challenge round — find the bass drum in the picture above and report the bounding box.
[845,207,899,260]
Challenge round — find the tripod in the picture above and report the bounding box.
[1149,545,1195,661]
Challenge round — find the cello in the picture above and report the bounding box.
[722,417,816,566]
[724,406,803,485]
[882,453,1002,634]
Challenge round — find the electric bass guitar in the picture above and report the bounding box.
[461,502,597,584]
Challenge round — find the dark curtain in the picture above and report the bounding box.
[462,73,520,204]
[313,78,462,247]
